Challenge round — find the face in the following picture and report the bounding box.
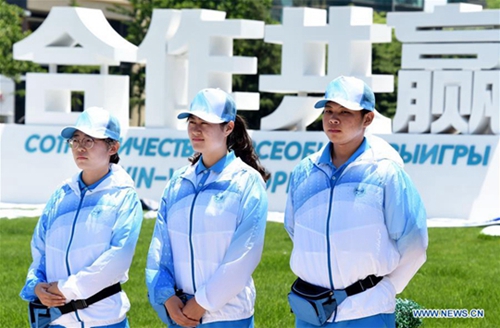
[187,115,233,155]
[69,131,117,172]
[322,102,374,146]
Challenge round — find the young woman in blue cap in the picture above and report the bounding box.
[20,107,143,328]
[147,88,270,328]
[285,76,428,327]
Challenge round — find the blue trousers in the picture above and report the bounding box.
[167,316,254,328]
[51,317,129,328]
[296,313,395,328]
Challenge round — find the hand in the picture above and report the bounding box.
[165,296,199,327]
[182,297,206,323]
[35,282,66,307]
[47,282,64,297]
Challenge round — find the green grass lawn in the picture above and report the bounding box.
[1,218,499,327]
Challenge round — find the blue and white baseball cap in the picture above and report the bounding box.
[177,88,237,123]
[61,107,121,141]
[314,76,375,111]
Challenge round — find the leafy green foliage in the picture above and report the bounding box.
[372,11,401,119]
[0,0,44,81]
[485,0,500,8]
[396,298,423,328]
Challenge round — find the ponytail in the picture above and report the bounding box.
[188,115,271,182]
[228,115,270,182]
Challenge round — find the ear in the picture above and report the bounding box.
[224,121,235,137]
[108,141,120,156]
[363,112,375,128]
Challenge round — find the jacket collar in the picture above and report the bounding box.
[67,164,134,196]
[77,169,112,192]
[316,138,370,169]
[195,151,236,175]
[182,151,237,185]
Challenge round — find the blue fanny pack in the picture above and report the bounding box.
[28,301,62,328]
[288,278,346,326]
[288,275,382,326]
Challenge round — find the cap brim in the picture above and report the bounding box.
[314,98,366,111]
[177,110,226,124]
[60,126,108,139]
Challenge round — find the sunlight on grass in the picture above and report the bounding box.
[1,218,498,327]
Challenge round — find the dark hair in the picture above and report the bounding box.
[361,109,372,117]
[189,115,271,182]
[105,139,120,164]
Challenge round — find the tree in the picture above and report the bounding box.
[372,11,401,119]
[112,0,282,128]
[485,0,500,8]
[0,0,44,81]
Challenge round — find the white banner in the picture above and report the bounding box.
[1,124,498,221]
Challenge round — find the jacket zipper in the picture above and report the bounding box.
[188,189,201,293]
[65,189,86,324]
[317,163,353,291]
[66,190,86,274]
[326,177,337,290]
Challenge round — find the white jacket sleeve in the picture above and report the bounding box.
[146,197,177,306]
[284,171,296,239]
[195,175,268,312]
[19,193,57,301]
[57,190,143,299]
[384,163,428,294]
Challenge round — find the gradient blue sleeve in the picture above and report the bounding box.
[146,195,176,310]
[384,163,429,293]
[195,174,268,312]
[284,170,297,239]
[57,189,144,299]
[19,198,53,301]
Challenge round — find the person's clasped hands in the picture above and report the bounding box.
[34,281,66,307]
[165,295,206,327]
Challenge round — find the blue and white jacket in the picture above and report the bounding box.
[146,151,268,324]
[285,136,428,322]
[20,164,143,328]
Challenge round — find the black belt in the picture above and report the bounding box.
[345,275,383,296]
[58,283,122,315]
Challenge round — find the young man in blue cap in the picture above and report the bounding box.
[285,76,428,327]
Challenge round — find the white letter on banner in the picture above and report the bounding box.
[259,6,393,130]
[164,9,263,126]
[138,9,182,128]
[469,70,500,135]
[431,71,472,134]
[393,70,432,133]
[13,7,137,126]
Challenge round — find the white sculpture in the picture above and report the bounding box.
[13,7,137,127]
[259,6,394,130]
[388,3,500,134]
[138,9,264,128]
